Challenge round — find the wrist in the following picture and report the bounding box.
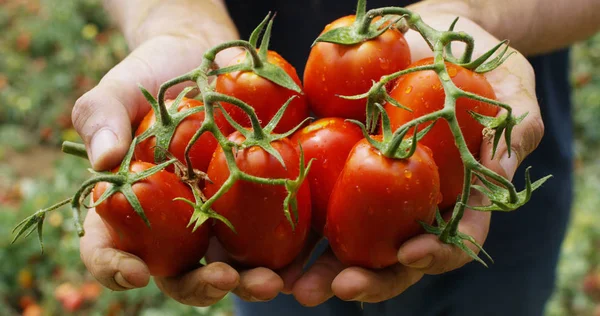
[103,0,240,66]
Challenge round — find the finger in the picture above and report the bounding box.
[79,209,150,291]
[72,36,209,170]
[397,201,491,275]
[277,232,323,294]
[205,237,284,301]
[233,268,284,302]
[154,262,240,307]
[331,264,424,303]
[292,248,347,307]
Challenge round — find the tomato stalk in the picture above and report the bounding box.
[318,1,552,265]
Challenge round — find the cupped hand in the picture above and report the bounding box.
[291,11,544,306]
[80,204,322,306]
[74,30,296,306]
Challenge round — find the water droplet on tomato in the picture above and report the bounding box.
[341,244,348,253]
[448,66,458,77]
[404,169,412,178]
[321,74,326,81]
[405,86,412,94]
[274,221,287,239]
[379,57,390,70]
[355,185,361,193]
[415,179,420,185]
[385,187,391,194]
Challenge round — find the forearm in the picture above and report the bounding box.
[408,0,600,56]
[102,0,239,52]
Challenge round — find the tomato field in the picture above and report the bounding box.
[0,0,599,315]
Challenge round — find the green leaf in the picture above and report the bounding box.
[253,62,302,93]
[259,14,275,58]
[469,111,528,158]
[138,84,159,114]
[470,167,553,212]
[419,208,492,267]
[249,13,271,47]
[264,95,297,134]
[460,40,508,71]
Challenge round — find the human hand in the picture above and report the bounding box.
[290,12,544,306]
[80,204,322,306]
[73,9,308,305]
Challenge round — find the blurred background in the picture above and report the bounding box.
[0,0,599,315]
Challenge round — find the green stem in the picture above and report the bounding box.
[380,64,436,85]
[383,109,449,157]
[156,73,195,125]
[62,141,88,160]
[70,175,125,236]
[473,163,519,202]
[204,40,263,68]
[205,92,265,140]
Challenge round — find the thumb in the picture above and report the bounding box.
[72,36,229,170]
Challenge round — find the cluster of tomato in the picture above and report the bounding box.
[89,10,502,278]
[14,3,505,280]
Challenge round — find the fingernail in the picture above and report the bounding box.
[205,284,228,298]
[90,128,118,166]
[114,272,135,289]
[499,151,518,181]
[405,255,433,269]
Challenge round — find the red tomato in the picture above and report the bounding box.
[94,161,209,277]
[385,58,499,210]
[215,51,309,134]
[205,131,311,270]
[304,15,411,122]
[290,118,363,235]
[326,138,441,269]
[134,97,232,173]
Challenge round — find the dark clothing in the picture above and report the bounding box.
[224,1,574,315]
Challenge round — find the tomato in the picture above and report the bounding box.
[215,51,309,134]
[326,138,441,269]
[205,131,311,270]
[304,15,411,122]
[134,97,232,173]
[385,58,499,210]
[94,161,209,277]
[290,118,363,235]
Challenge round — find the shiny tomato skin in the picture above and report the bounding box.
[290,117,363,235]
[94,161,209,277]
[385,58,499,210]
[134,97,232,173]
[215,50,309,134]
[205,131,311,270]
[304,15,411,122]
[326,138,441,269]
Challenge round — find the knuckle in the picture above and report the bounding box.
[72,90,104,139]
[514,113,545,160]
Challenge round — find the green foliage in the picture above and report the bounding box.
[545,31,600,316]
[0,0,127,146]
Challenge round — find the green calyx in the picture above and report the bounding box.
[138,85,204,164]
[313,0,408,46]
[346,103,435,160]
[207,13,301,94]
[11,137,176,252]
